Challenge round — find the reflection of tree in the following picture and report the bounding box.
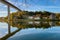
[9,21,52,29]
[1,21,60,40]
[55,21,60,26]
[5,20,60,29]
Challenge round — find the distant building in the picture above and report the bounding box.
[28,15,40,20]
[28,16,33,19]
[49,13,55,20]
[42,15,48,19]
[33,15,40,20]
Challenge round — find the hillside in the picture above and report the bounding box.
[0,11,60,22]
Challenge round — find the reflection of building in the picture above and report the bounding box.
[28,21,33,24]
[49,21,56,26]
[56,21,60,26]
[28,21,40,24]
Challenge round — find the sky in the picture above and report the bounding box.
[0,0,60,17]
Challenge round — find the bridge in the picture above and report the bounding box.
[0,0,57,40]
[0,0,22,23]
[0,0,21,11]
[0,0,23,40]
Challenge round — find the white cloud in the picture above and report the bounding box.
[1,26,7,28]
[4,0,30,7]
[0,34,2,36]
[40,6,60,8]
[0,3,3,6]
[0,34,2,37]
[0,11,7,13]
[0,10,16,15]
[0,11,7,17]
[32,5,60,9]
[5,0,27,7]
[4,5,7,7]
[5,31,8,34]
[17,3,30,8]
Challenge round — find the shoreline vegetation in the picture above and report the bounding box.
[0,11,60,28]
[0,11,60,22]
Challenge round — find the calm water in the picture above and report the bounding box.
[0,21,60,40]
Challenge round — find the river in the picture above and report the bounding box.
[0,21,60,40]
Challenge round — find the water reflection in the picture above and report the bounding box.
[9,21,60,29]
[0,22,19,40]
[0,28,21,40]
[0,21,60,40]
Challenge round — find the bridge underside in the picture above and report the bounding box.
[0,0,21,11]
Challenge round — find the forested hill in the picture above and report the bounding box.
[4,11,53,20]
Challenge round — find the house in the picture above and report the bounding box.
[28,15,40,20]
[28,16,33,19]
[42,15,48,19]
[33,15,40,20]
[49,13,55,20]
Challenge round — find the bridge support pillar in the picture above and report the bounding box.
[8,5,11,34]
